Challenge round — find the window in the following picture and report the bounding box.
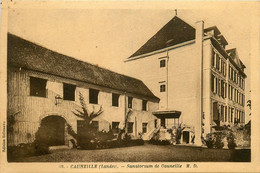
[91,121,99,131]
[142,123,148,133]
[112,122,120,133]
[219,58,222,72]
[154,119,158,128]
[89,88,99,104]
[221,80,224,98]
[142,100,147,111]
[213,102,219,121]
[225,83,227,98]
[160,59,166,68]
[231,108,234,123]
[220,105,224,122]
[216,54,220,70]
[211,74,214,92]
[231,68,233,81]
[63,83,76,101]
[30,77,47,97]
[160,84,166,92]
[223,62,226,76]
[218,79,221,96]
[127,122,134,133]
[230,86,233,100]
[112,93,120,107]
[214,77,218,93]
[212,51,215,67]
[229,66,232,79]
[224,106,227,122]
[128,97,133,108]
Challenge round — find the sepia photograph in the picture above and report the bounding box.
[0,0,259,172]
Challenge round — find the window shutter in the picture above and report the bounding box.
[221,105,224,121]
[211,74,214,92]
[213,102,219,121]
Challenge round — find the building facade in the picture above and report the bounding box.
[7,15,246,147]
[7,34,159,146]
[125,16,246,145]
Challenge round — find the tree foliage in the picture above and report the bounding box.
[72,92,103,125]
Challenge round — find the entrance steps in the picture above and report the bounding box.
[49,145,70,153]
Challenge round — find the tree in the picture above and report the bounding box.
[72,92,104,149]
[73,92,103,125]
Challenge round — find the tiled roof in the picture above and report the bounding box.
[128,16,196,58]
[8,33,159,101]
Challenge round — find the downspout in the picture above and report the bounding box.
[124,91,127,132]
[166,50,169,109]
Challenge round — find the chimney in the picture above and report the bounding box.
[194,20,204,146]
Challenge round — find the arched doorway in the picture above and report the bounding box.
[37,116,66,146]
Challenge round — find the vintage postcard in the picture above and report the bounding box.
[0,0,259,172]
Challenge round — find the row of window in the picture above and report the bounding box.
[78,121,149,134]
[212,50,226,76]
[228,85,245,106]
[229,65,245,89]
[228,107,245,124]
[126,122,148,134]
[30,76,148,110]
[213,102,245,124]
[211,74,227,98]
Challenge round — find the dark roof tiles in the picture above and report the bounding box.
[128,16,196,58]
[8,33,159,101]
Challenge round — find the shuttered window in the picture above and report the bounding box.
[213,102,219,121]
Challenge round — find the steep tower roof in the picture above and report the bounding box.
[128,16,196,58]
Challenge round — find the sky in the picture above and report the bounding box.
[7,2,255,120]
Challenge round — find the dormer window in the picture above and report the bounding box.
[160,59,166,68]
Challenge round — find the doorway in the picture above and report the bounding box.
[183,131,190,144]
[37,116,66,146]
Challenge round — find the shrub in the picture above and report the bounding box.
[226,132,236,149]
[7,142,50,161]
[214,132,224,149]
[205,133,214,148]
[149,139,170,145]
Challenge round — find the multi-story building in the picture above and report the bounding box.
[7,15,246,147]
[125,16,246,145]
[7,33,159,147]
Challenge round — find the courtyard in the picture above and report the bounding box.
[11,143,250,162]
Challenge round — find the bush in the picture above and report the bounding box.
[227,132,236,149]
[214,132,224,149]
[205,133,214,148]
[8,142,50,161]
[149,139,171,145]
[126,139,144,146]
